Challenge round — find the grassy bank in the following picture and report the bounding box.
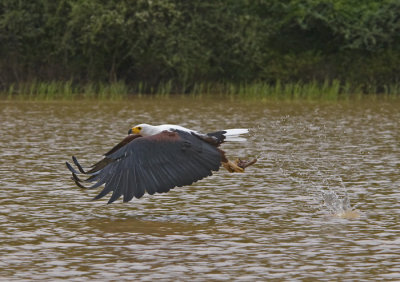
[2,80,400,101]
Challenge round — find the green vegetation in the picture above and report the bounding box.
[1,0,400,99]
[7,80,400,101]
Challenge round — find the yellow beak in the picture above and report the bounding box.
[130,127,141,134]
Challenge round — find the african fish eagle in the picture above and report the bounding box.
[66,124,257,204]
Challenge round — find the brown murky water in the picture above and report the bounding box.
[1,98,399,280]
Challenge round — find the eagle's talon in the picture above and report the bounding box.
[236,158,257,169]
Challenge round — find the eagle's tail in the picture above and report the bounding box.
[223,128,249,142]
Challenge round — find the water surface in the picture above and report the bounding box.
[0,98,399,280]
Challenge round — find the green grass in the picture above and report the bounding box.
[2,80,400,100]
[3,80,130,100]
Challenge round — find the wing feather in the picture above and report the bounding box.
[147,157,180,193]
[132,164,146,199]
[123,167,135,202]
[106,163,125,204]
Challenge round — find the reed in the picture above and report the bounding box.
[156,80,173,97]
[98,81,129,100]
[82,82,96,99]
[3,81,130,100]
[2,80,400,100]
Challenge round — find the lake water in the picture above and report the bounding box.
[0,97,399,280]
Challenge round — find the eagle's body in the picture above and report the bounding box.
[66,124,256,204]
[131,123,249,141]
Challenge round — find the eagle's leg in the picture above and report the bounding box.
[222,160,244,173]
[222,158,257,173]
[219,148,257,173]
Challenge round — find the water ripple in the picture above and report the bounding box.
[0,99,399,280]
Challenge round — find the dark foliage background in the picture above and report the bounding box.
[1,0,400,93]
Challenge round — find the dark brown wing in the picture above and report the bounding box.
[104,134,142,156]
[66,134,141,175]
[66,130,222,204]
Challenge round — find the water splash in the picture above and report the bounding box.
[320,190,360,219]
[274,155,360,218]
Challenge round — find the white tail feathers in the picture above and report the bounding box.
[223,128,249,142]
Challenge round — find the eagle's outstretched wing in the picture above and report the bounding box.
[66,130,222,204]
